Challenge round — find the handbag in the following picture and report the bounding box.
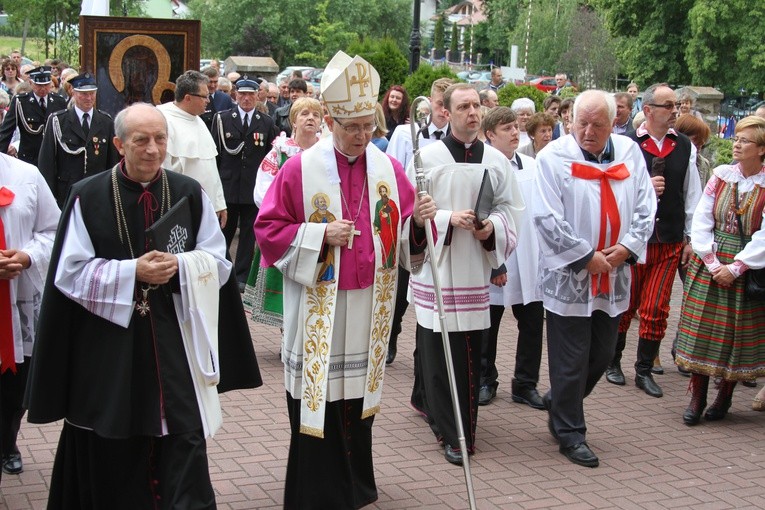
[733,183,765,300]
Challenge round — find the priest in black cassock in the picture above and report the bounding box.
[24,103,261,509]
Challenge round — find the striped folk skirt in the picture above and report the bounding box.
[676,230,765,380]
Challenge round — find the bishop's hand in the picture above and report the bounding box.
[325,219,355,247]
[414,193,436,227]
[136,250,179,284]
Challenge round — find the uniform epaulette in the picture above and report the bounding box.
[96,109,113,119]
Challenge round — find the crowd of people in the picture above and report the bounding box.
[0,46,763,509]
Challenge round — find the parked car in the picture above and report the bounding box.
[276,66,314,84]
[526,76,576,93]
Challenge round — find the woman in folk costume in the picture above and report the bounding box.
[244,97,323,327]
[676,116,765,424]
[254,51,435,510]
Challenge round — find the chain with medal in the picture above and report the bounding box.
[339,175,367,249]
[111,168,171,316]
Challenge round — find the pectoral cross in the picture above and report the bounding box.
[347,227,361,249]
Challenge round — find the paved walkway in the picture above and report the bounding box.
[2,277,765,509]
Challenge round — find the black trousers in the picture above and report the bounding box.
[0,356,29,469]
[480,305,505,390]
[285,395,377,510]
[511,301,544,389]
[546,310,619,449]
[48,423,215,510]
[419,328,482,452]
[388,266,410,350]
[222,202,259,284]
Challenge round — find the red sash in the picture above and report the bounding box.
[0,186,16,374]
[571,162,630,296]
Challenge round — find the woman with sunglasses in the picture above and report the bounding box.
[0,59,21,97]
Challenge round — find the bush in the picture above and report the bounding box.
[347,38,408,94]
[707,136,733,168]
[402,63,462,99]
[497,84,547,111]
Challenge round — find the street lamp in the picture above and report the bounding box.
[409,0,421,73]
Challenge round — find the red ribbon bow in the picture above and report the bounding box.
[571,162,630,296]
[0,186,17,374]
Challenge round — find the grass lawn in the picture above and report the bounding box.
[0,35,54,63]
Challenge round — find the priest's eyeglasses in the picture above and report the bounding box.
[333,118,377,135]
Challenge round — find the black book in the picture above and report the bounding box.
[473,169,494,227]
[145,196,193,254]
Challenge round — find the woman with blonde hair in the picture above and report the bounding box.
[245,96,323,326]
[676,115,765,424]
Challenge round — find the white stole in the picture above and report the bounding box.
[297,138,400,437]
[173,251,222,438]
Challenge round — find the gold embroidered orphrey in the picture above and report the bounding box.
[300,284,336,437]
[361,266,396,418]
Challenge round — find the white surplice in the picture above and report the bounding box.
[157,102,227,213]
[532,134,657,318]
[489,151,541,307]
[0,155,59,361]
[407,141,525,332]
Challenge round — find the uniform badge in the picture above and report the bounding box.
[93,137,100,155]
[255,114,261,120]
[253,132,263,146]
[232,112,238,118]
[225,132,231,139]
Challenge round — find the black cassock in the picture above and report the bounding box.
[24,165,261,509]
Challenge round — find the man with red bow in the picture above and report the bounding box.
[532,90,656,468]
[0,153,59,478]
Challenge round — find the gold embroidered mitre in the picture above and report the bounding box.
[320,51,380,119]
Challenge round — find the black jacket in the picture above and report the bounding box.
[0,92,68,165]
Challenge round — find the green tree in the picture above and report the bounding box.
[433,14,445,58]
[685,0,765,94]
[558,6,618,90]
[402,63,461,99]
[510,0,578,76]
[296,0,357,66]
[449,23,458,59]
[595,0,694,87]
[462,25,472,63]
[482,0,522,65]
[347,38,408,93]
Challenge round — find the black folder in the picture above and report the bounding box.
[145,196,193,254]
[473,169,494,227]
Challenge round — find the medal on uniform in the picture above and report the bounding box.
[254,132,262,146]
[93,136,100,155]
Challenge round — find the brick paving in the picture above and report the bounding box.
[2,277,765,509]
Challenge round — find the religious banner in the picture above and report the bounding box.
[79,16,201,117]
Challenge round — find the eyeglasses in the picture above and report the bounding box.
[647,102,680,110]
[333,118,376,135]
[732,136,757,145]
[188,93,209,101]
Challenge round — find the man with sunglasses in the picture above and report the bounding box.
[606,83,702,398]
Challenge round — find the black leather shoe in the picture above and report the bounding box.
[511,386,545,410]
[478,385,496,406]
[2,453,23,475]
[444,444,463,465]
[560,442,599,467]
[385,344,396,365]
[704,402,731,421]
[742,380,757,388]
[605,364,626,385]
[677,366,691,377]
[635,373,663,398]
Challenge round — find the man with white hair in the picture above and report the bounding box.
[532,90,656,467]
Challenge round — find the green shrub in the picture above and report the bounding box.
[707,136,733,168]
[347,38,408,94]
[402,63,462,99]
[497,84,547,111]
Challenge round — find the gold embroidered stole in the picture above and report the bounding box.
[298,139,400,437]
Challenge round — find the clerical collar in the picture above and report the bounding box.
[579,136,614,164]
[334,146,360,164]
[443,133,484,163]
[118,160,163,188]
